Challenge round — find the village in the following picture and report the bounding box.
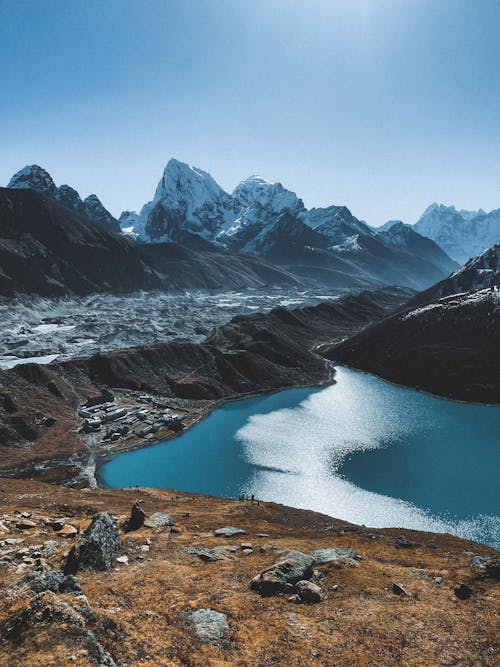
[77,387,196,454]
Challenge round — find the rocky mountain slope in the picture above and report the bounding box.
[329,287,500,403]
[395,203,500,264]
[0,288,410,479]
[0,478,497,667]
[409,243,500,306]
[0,188,302,298]
[8,165,121,232]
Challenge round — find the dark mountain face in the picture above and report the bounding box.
[7,165,121,232]
[409,243,500,306]
[328,287,500,404]
[0,188,301,297]
[378,222,458,275]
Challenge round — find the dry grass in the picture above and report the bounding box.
[0,478,498,667]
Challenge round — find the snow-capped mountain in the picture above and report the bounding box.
[130,159,458,290]
[5,160,462,291]
[134,159,235,242]
[412,203,500,264]
[55,184,87,215]
[7,165,120,232]
[8,164,57,194]
[303,205,377,244]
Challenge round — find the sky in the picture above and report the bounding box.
[1,0,499,226]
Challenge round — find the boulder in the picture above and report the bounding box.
[16,519,37,530]
[76,513,120,571]
[454,583,472,600]
[311,547,357,564]
[394,536,415,548]
[144,512,175,529]
[18,570,82,595]
[251,550,314,596]
[295,580,324,603]
[485,559,500,581]
[189,608,230,644]
[392,582,410,596]
[56,524,79,538]
[124,502,145,532]
[184,546,225,562]
[469,555,488,569]
[214,526,247,537]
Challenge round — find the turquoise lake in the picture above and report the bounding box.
[100,366,500,547]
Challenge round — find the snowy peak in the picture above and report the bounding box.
[304,205,376,245]
[137,158,234,241]
[411,242,500,306]
[414,203,500,264]
[153,158,229,205]
[8,165,57,195]
[232,175,304,216]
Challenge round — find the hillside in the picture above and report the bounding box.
[0,478,497,667]
[328,288,500,403]
[0,188,300,297]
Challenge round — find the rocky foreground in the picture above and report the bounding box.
[0,478,498,667]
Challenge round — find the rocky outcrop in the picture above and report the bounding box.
[124,502,145,532]
[250,550,314,596]
[72,513,120,571]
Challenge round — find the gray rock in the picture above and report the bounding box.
[251,550,314,597]
[392,582,410,596]
[18,570,82,595]
[311,547,357,564]
[77,513,120,571]
[454,583,472,600]
[189,608,230,644]
[394,535,415,548]
[184,546,225,562]
[295,580,324,603]
[124,502,145,532]
[469,555,488,569]
[144,512,175,529]
[213,526,247,537]
[485,559,500,581]
[42,540,60,557]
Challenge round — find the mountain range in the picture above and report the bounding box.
[382,203,500,265]
[0,187,301,297]
[4,160,459,296]
[328,242,500,403]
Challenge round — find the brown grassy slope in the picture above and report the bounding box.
[0,479,497,667]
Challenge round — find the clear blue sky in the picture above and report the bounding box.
[1,0,499,225]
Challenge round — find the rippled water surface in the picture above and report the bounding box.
[100,366,500,547]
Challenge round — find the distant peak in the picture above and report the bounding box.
[83,193,102,205]
[242,175,273,186]
[8,164,56,194]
